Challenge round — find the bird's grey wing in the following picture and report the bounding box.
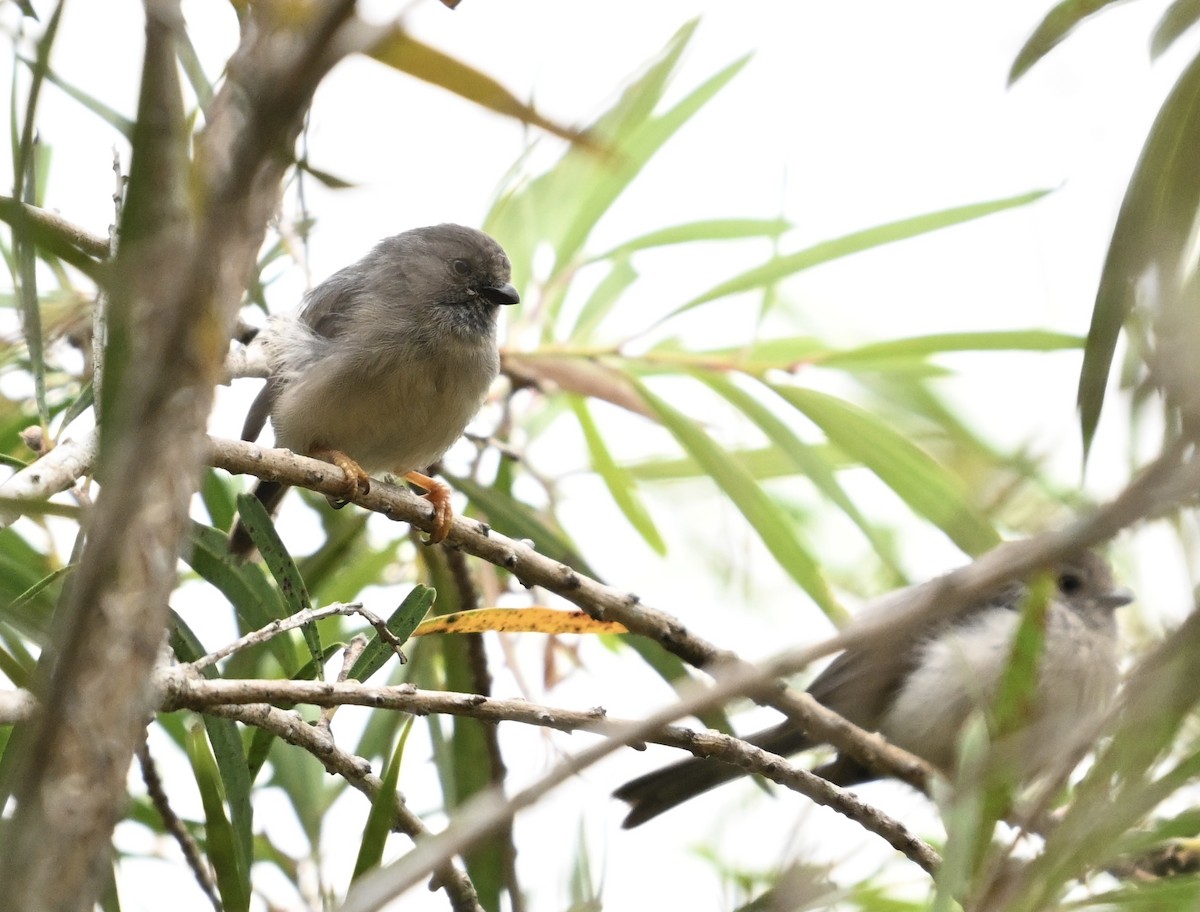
[300,266,368,340]
[810,580,1025,726]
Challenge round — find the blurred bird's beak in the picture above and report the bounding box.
[1100,588,1135,609]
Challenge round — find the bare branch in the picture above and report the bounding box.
[156,671,941,875]
[0,428,99,528]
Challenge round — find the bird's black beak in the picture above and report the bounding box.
[478,282,520,306]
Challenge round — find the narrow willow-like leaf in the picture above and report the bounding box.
[187,725,251,912]
[771,385,999,555]
[632,378,845,621]
[168,611,255,872]
[567,255,638,342]
[569,395,666,554]
[16,54,134,137]
[1008,0,1124,84]
[352,721,412,882]
[556,54,750,273]
[486,18,700,287]
[813,330,1083,367]
[368,28,582,145]
[1152,0,1200,58]
[627,444,844,483]
[667,190,1049,323]
[235,493,322,675]
[698,372,903,576]
[451,473,601,579]
[1078,50,1200,456]
[590,217,792,261]
[183,523,299,674]
[346,585,435,683]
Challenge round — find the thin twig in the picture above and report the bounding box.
[137,741,222,912]
[190,601,365,671]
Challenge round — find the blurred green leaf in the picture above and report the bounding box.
[368,28,582,145]
[187,724,251,912]
[813,330,1083,368]
[1009,0,1124,84]
[567,255,638,342]
[1077,50,1200,455]
[698,372,904,577]
[1152,0,1200,57]
[667,190,1050,323]
[16,54,134,137]
[591,217,792,261]
[201,468,237,533]
[351,720,412,882]
[770,385,1000,555]
[633,378,846,622]
[568,395,666,554]
[452,473,601,579]
[617,633,734,733]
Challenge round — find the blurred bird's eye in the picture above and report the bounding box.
[1058,572,1083,595]
[452,259,471,276]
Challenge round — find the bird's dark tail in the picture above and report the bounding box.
[228,479,289,559]
[613,720,818,828]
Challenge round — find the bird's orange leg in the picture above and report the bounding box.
[310,447,371,505]
[403,470,453,543]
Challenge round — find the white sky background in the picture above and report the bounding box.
[3,0,1198,909]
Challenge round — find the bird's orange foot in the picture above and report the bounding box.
[311,447,371,507]
[404,470,453,543]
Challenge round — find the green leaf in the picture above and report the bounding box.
[16,54,134,137]
[666,190,1050,322]
[182,523,299,674]
[631,377,845,622]
[1152,0,1200,58]
[234,493,322,675]
[557,54,750,273]
[812,330,1084,368]
[1077,50,1200,455]
[168,612,255,870]
[367,28,581,145]
[450,473,601,579]
[346,586,435,683]
[770,385,1000,555]
[567,255,638,342]
[1008,0,1125,84]
[618,634,733,733]
[187,724,251,912]
[351,720,413,881]
[568,395,666,554]
[590,217,792,261]
[201,468,237,533]
[697,372,904,577]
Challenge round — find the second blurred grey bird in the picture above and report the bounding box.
[615,551,1131,827]
[231,224,519,556]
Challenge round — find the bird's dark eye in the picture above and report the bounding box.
[452,259,471,276]
[1058,572,1083,595]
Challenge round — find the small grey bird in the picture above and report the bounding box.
[615,552,1131,827]
[230,224,519,555]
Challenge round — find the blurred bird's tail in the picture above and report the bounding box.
[613,721,816,827]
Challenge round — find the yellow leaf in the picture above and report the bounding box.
[413,607,626,637]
